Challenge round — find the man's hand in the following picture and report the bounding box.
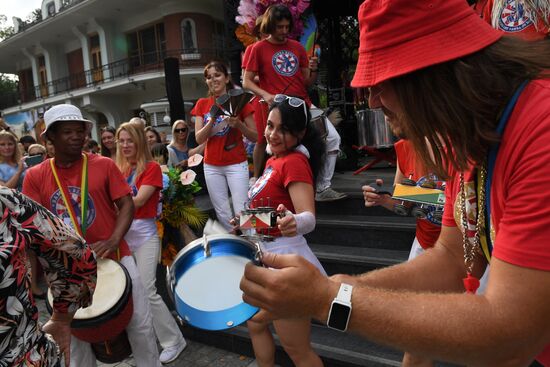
[91,238,119,259]
[43,319,72,366]
[240,252,337,323]
[308,56,319,71]
[362,178,391,207]
[262,93,275,106]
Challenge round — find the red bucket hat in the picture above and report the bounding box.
[351,0,503,88]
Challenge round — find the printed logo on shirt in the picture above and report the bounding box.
[50,187,96,230]
[130,184,138,197]
[498,0,533,32]
[272,50,299,76]
[248,166,274,203]
[204,112,230,137]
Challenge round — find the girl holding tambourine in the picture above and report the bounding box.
[244,95,326,367]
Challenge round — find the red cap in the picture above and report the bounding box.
[351,0,503,87]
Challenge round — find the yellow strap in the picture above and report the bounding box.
[50,154,87,237]
[477,169,491,263]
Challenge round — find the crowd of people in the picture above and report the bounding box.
[2,0,550,366]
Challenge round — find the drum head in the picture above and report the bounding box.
[48,258,127,320]
[310,108,324,120]
[170,234,259,331]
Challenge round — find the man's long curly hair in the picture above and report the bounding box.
[389,36,550,179]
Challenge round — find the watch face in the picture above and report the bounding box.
[328,302,350,331]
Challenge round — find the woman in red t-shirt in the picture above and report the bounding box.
[193,61,257,231]
[115,123,186,363]
[243,95,325,367]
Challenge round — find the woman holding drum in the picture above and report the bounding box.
[193,60,257,232]
[243,95,325,366]
[115,123,187,364]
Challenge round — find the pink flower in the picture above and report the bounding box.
[180,170,197,185]
[187,154,203,167]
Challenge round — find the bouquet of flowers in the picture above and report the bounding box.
[158,154,208,266]
[235,0,311,41]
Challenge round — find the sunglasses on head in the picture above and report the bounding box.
[273,94,308,125]
[174,128,188,133]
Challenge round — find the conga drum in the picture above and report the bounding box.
[167,234,261,331]
[47,258,133,363]
[310,108,328,140]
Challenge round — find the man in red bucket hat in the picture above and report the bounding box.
[240,0,550,366]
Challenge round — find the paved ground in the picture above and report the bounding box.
[36,297,264,367]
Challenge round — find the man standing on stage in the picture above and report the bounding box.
[243,4,346,201]
[23,104,161,366]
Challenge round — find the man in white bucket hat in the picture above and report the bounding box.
[24,104,162,366]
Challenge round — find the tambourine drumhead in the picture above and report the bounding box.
[310,108,324,120]
[175,255,250,311]
[170,234,260,331]
[47,258,127,320]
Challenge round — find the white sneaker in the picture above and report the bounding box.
[159,340,187,364]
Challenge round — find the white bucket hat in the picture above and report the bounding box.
[42,104,93,138]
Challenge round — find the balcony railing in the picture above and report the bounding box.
[1,48,225,110]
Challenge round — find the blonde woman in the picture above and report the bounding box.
[167,120,203,169]
[27,143,47,159]
[0,130,26,190]
[115,123,187,363]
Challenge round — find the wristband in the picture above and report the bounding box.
[294,211,316,235]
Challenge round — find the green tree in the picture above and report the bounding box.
[0,74,18,94]
[0,15,15,41]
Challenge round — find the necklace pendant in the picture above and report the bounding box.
[463,273,480,294]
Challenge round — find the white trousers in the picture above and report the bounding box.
[407,237,425,261]
[70,256,160,367]
[316,118,341,192]
[133,233,184,349]
[204,161,249,231]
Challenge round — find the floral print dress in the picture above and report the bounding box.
[0,187,96,366]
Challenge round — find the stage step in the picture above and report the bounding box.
[306,215,416,252]
[310,243,409,275]
[177,322,403,367]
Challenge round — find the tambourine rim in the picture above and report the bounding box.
[169,234,260,330]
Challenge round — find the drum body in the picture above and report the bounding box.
[356,108,396,148]
[47,258,133,361]
[310,108,328,140]
[168,234,261,331]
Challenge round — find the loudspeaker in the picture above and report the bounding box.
[164,58,186,123]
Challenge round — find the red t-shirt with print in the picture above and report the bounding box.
[395,140,442,249]
[23,153,132,259]
[442,80,550,365]
[244,38,310,102]
[191,96,254,166]
[482,0,549,40]
[126,161,163,219]
[247,151,313,236]
[243,43,268,145]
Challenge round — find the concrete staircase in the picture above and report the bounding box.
[156,164,436,366]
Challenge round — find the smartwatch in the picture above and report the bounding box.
[327,283,353,332]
